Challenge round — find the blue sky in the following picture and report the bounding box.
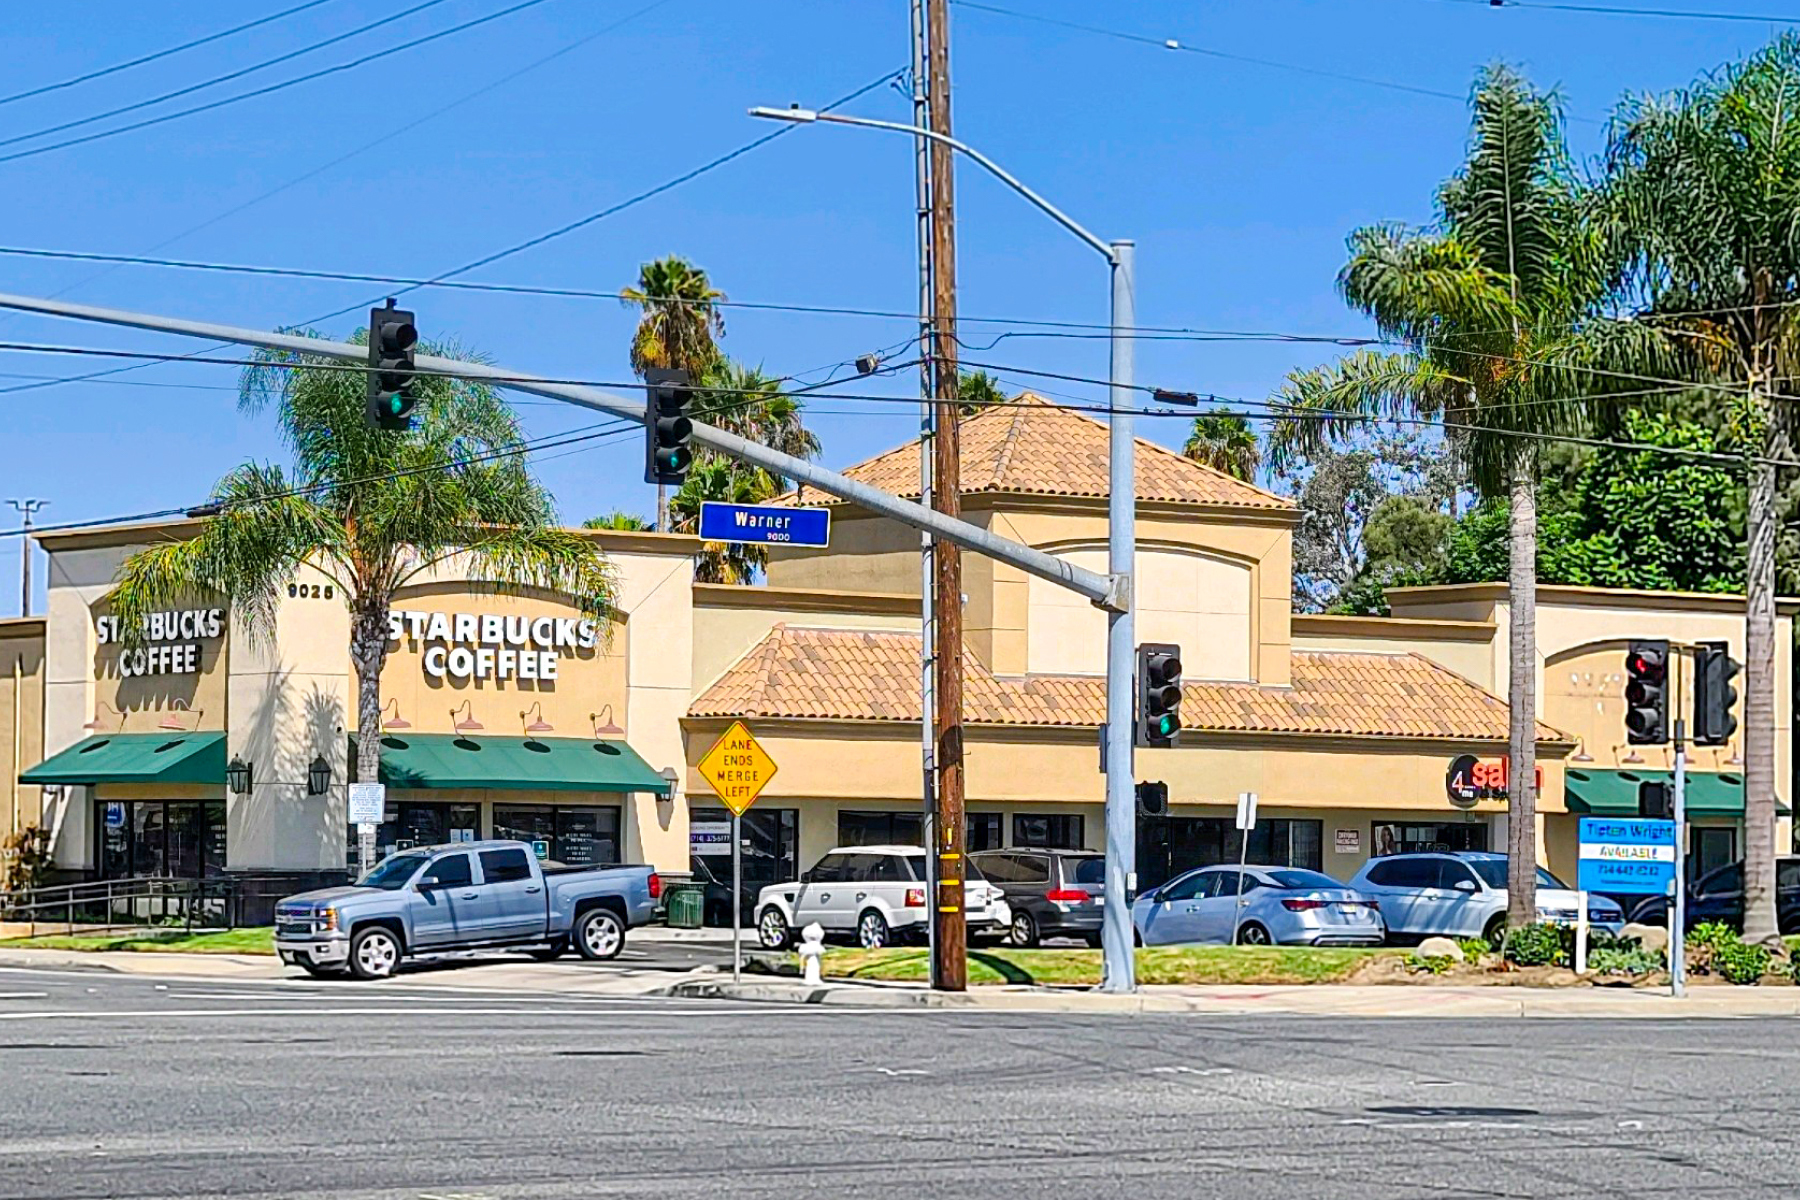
[0,0,1786,611]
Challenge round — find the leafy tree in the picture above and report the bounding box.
[1268,66,1621,925]
[1183,414,1261,483]
[582,511,653,531]
[957,370,1007,417]
[109,334,617,826]
[1603,35,1800,946]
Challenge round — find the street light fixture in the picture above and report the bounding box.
[749,102,1140,994]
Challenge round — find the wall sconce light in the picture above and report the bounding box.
[521,702,553,735]
[379,698,411,730]
[1613,743,1644,765]
[158,699,202,731]
[450,700,483,733]
[307,754,332,797]
[1571,739,1594,764]
[658,766,680,807]
[84,702,125,731]
[226,756,253,795]
[590,705,623,739]
[1725,741,1744,767]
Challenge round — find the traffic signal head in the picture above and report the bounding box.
[365,303,419,431]
[1638,779,1672,820]
[1135,780,1169,817]
[643,367,694,485]
[1693,640,1741,747]
[1135,642,1183,747]
[1624,638,1670,745]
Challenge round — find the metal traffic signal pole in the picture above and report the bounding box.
[1671,647,1687,999]
[910,0,940,977]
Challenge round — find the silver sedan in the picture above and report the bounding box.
[1132,865,1386,947]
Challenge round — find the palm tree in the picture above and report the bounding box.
[957,370,1007,417]
[1268,66,1610,929]
[582,511,653,531]
[109,333,617,836]
[1603,36,1800,947]
[621,255,725,379]
[673,360,822,583]
[1183,414,1261,482]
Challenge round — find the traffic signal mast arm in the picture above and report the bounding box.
[0,289,1118,608]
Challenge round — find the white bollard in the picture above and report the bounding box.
[797,921,826,986]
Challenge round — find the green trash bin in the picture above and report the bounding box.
[665,882,706,930]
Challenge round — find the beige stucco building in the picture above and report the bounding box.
[5,394,1790,907]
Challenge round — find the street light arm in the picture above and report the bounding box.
[748,106,1116,263]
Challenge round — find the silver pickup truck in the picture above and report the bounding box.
[274,839,660,979]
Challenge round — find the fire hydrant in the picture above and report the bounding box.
[797,921,826,985]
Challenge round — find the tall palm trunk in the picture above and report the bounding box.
[1505,445,1540,930]
[1742,374,1781,948]
[350,603,389,874]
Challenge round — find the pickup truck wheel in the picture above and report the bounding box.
[856,909,891,950]
[758,908,792,950]
[348,927,400,980]
[575,909,626,961]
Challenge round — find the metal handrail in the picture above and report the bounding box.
[0,876,235,938]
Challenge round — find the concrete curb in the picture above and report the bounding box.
[661,976,1800,1017]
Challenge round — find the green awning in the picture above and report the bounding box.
[1565,766,1786,817]
[20,731,226,786]
[355,733,672,795]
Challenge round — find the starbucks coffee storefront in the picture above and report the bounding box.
[22,521,694,888]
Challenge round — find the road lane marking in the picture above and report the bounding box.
[0,992,49,1000]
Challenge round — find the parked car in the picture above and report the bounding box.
[1131,865,1385,947]
[754,845,1010,949]
[969,847,1107,947]
[1626,856,1800,933]
[1349,851,1623,944]
[274,840,660,980]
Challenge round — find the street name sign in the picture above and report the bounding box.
[1577,817,1676,894]
[697,720,779,816]
[698,501,830,547]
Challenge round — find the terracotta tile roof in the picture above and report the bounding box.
[690,625,1566,743]
[780,393,1291,510]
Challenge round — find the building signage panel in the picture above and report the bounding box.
[95,608,223,677]
[690,820,732,856]
[1446,753,1544,807]
[1577,817,1677,895]
[348,783,386,826]
[387,609,599,683]
[698,502,830,547]
[1334,828,1360,854]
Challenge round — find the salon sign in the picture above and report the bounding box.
[388,609,600,682]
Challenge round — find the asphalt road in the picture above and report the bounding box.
[1,965,1797,1200]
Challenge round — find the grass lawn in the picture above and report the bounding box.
[0,928,275,955]
[819,945,1400,986]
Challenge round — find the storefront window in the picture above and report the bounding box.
[350,801,480,870]
[690,806,799,926]
[1136,816,1324,889]
[493,804,621,867]
[967,812,1003,852]
[1370,822,1488,857]
[1013,813,1085,849]
[1691,827,1736,880]
[96,799,225,879]
[838,809,922,847]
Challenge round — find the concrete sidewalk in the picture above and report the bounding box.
[663,976,1800,1017]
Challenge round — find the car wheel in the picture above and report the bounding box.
[856,909,891,950]
[1482,914,1508,948]
[574,908,626,961]
[758,907,792,950]
[1236,922,1272,946]
[1010,910,1039,948]
[348,927,401,980]
[527,941,567,962]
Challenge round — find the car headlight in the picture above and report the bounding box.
[318,907,338,932]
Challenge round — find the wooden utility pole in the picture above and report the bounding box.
[925,0,965,992]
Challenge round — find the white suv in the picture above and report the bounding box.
[755,845,1011,949]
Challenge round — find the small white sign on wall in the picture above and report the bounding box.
[348,783,386,826]
[1334,828,1361,854]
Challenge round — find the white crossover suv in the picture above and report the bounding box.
[755,845,1010,949]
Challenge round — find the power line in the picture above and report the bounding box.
[1425,0,1800,21]
[0,0,342,110]
[0,0,558,165]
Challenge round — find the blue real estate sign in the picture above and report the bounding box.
[1577,817,1677,894]
[698,501,830,547]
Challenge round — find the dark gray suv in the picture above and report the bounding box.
[969,848,1106,947]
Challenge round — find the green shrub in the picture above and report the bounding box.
[1456,937,1492,961]
[1503,921,1568,968]
[1406,953,1456,975]
[1586,945,1663,977]
[1690,921,1741,951]
[1715,941,1772,986]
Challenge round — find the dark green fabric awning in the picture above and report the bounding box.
[356,733,672,795]
[21,732,226,786]
[1565,766,1785,817]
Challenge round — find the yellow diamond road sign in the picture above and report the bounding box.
[698,720,778,817]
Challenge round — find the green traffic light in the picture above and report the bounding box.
[1156,714,1177,736]
[388,395,404,415]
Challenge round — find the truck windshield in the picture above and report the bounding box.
[360,852,428,890]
